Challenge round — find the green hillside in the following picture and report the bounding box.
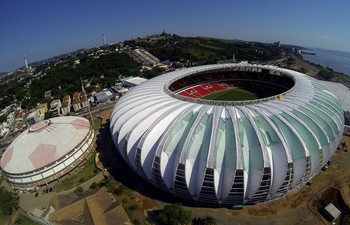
[124,33,282,64]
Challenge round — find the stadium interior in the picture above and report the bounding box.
[168,68,295,100]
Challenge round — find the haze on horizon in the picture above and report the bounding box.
[1,0,350,72]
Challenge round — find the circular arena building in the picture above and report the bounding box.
[0,116,94,191]
[110,64,344,207]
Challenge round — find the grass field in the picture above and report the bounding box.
[55,153,99,192]
[0,213,10,225]
[14,214,41,225]
[93,117,102,130]
[202,88,258,101]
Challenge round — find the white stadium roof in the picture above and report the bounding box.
[320,80,350,112]
[110,64,344,206]
[1,116,91,174]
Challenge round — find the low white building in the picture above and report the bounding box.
[50,99,62,116]
[26,112,39,126]
[7,113,15,126]
[94,91,114,104]
[121,76,147,88]
[322,203,341,222]
[80,93,90,109]
[61,95,71,116]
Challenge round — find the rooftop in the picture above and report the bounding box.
[0,116,91,174]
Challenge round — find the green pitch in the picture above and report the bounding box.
[201,88,258,101]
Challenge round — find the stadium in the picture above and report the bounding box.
[0,116,94,191]
[110,63,344,207]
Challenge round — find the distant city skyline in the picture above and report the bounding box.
[1,0,350,72]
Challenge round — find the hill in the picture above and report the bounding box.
[0,33,283,110]
[124,33,282,64]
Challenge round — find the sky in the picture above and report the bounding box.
[1,0,350,72]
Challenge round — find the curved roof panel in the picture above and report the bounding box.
[1,116,91,174]
[110,64,344,206]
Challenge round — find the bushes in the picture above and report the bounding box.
[114,185,125,196]
[98,177,125,196]
[74,187,84,197]
[192,216,216,225]
[318,68,334,81]
[89,182,98,190]
[157,203,192,225]
[133,219,141,225]
[0,187,19,215]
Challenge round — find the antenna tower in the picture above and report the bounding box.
[24,55,29,69]
[102,28,106,46]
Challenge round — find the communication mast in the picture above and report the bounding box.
[102,28,107,46]
[24,54,29,69]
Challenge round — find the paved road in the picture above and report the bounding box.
[76,101,116,117]
[59,172,104,195]
[291,53,320,76]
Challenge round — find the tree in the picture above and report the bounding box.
[0,187,19,215]
[74,186,84,197]
[44,111,55,120]
[192,216,216,225]
[89,182,98,189]
[133,219,141,225]
[157,203,192,225]
[318,68,334,81]
[113,185,125,196]
[0,115,6,123]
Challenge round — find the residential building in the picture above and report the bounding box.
[50,99,62,116]
[61,95,71,116]
[26,111,39,126]
[36,103,48,117]
[80,92,90,109]
[72,92,82,112]
[44,90,52,99]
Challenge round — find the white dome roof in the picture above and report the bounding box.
[110,64,344,206]
[1,116,91,174]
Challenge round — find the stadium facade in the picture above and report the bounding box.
[110,64,344,207]
[0,116,94,191]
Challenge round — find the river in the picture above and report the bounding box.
[302,48,350,76]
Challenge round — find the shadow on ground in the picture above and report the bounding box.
[95,120,184,206]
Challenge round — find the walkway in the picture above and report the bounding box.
[19,172,104,212]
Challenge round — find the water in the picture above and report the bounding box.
[302,48,350,76]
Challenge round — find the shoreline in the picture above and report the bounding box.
[301,48,350,77]
[285,53,350,88]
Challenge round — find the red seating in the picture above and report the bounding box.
[177,82,232,99]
